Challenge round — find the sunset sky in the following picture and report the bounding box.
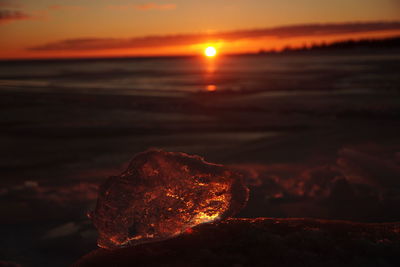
[0,0,400,59]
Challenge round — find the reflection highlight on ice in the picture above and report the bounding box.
[206,84,217,92]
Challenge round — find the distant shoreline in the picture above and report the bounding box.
[0,36,399,63]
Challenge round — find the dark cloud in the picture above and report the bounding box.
[0,9,30,24]
[29,21,400,51]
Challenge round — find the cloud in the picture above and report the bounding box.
[29,21,400,51]
[107,3,176,11]
[0,9,31,24]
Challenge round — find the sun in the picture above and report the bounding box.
[204,46,217,57]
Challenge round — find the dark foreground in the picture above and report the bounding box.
[74,218,400,267]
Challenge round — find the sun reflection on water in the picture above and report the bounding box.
[206,84,217,92]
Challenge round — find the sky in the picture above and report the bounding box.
[0,0,400,59]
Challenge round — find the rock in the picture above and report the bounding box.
[90,149,249,249]
[74,218,400,267]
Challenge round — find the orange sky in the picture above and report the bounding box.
[0,0,400,59]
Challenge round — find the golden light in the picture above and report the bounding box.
[204,46,217,57]
[206,85,217,92]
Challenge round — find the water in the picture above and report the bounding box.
[1,53,399,97]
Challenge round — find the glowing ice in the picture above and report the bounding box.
[91,149,248,249]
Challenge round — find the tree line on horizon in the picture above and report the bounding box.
[258,36,400,54]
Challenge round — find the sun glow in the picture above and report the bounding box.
[204,46,217,57]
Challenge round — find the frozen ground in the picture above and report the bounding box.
[0,52,399,266]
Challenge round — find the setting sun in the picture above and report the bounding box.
[205,46,217,57]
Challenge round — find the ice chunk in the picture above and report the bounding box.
[91,149,249,249]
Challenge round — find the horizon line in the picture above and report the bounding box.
[1,35,399,62]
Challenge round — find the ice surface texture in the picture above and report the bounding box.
[75,218,400,267]
[91,149,249,249]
